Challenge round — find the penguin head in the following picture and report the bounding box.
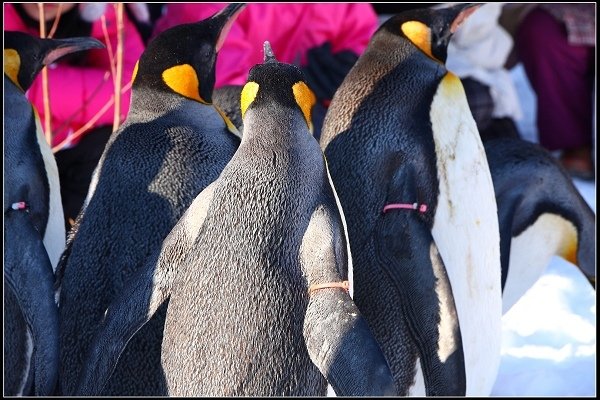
[4,30,104,91]
[240,41,316,134]
[132,3,245,104]
[380,3,480,64]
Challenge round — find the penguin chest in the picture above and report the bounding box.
[33,109,65,272]
[503,213,578,313]
[429,73,502,395]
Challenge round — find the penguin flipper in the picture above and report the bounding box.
[496,194,517,293]
[302,205,397,396]
[75,182,218,395]
[4,210,59,396]
[374,167,466,396]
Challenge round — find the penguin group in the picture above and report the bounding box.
[74,41,395,397]
[4,3,595,397]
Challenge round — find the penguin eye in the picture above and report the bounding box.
[400,21,433,60]
[240,81,259,119]
[292,81,316,133]
[4,48,21,88]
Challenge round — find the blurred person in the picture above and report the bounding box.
[373,3,522,141]
[446,2,523,141]
[505,3,595,180]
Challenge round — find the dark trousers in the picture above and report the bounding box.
[54,125,112,233]
[516,8,595,151]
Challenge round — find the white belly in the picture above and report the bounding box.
[503,213,578,313]
[430,73,502,395]
[34,110,65,273]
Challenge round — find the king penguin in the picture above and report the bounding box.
[482,137,596,313]
[320,4,502,396]
[4,31,104,396]
[55,4,245,396]
[73,42,397,397]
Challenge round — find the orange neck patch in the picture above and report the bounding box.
[439,71,467,101]
[214,104,242,139]
[131,60,139,83]
[561,234,578,266]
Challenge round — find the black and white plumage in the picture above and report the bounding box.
[320,4,502,395]
[74,42,396,397]
[482,137,595,313]
[55,4,244,396]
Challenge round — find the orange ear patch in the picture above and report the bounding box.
[240,81,259,119]
[292,81,316,133]
[401,21,432,59]
[4,48,22,89]
[162,64,208,103]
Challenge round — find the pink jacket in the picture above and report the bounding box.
[152,3,378,87]
[4,3,145,148]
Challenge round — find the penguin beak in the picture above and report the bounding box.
[213,3,246,51]
[432,3,481,63]
[214,2,246,19]
[41,36,105,66]
[448,3,481,34]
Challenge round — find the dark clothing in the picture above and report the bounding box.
[516,7,595,152]
[55,125,112,232]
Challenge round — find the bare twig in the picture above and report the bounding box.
[38,3,53,145]
[47,3,63,38]
[100,14,117,79]
[113,3,124,132]
[52,79,133,153]
[52,71,111,136]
